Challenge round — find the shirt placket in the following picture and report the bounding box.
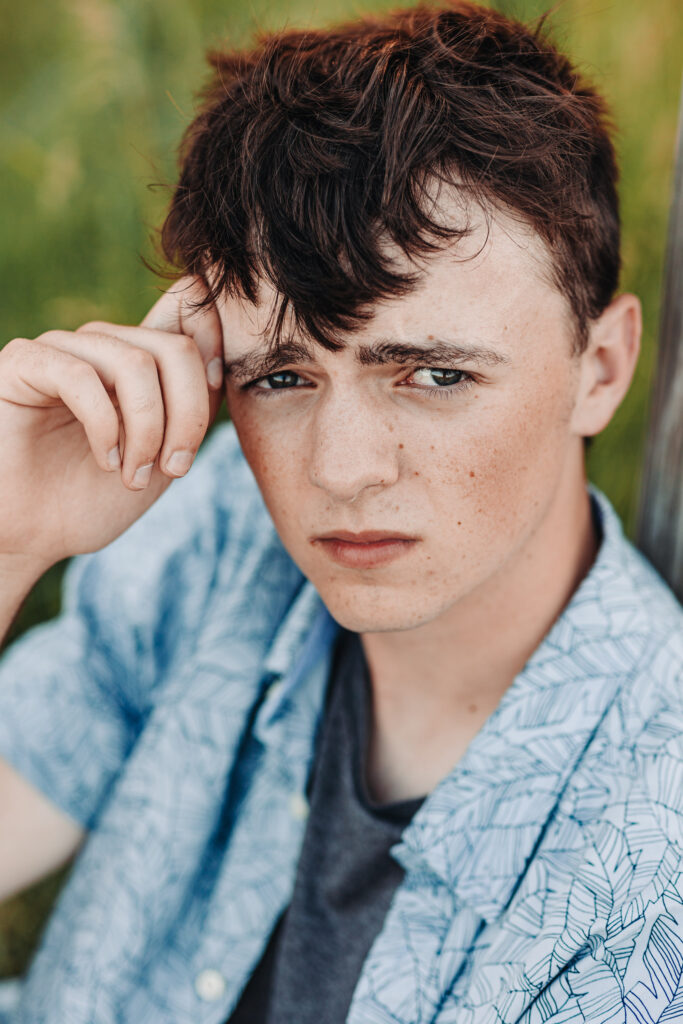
[180,595,340,1024]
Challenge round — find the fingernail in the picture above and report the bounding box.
[206,357,223,389]
[107,445,121,470]
[166,450,194,476]
[132,462,154,489]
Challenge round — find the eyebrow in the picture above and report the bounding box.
[225,336,511,383]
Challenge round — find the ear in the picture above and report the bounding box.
[570,293,642,437]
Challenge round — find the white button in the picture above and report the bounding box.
[289,791,310,821]
[265,679,284,702]
[195,968,226,1002]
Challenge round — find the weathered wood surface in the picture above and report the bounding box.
[637,85,683,604]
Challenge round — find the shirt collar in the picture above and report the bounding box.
[253,580,340,746]
[253,486,651,924]
[392,486,652,921]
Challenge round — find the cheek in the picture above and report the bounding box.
[230,411,269,479]
[230,408,305,526]
[425,376,574,544]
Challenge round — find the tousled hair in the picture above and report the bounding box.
[158,0,620,353]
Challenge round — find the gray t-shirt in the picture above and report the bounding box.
[228,628,427,1023]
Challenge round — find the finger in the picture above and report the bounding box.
[44,326,210,482]
[4,341,122,474]
[39,329,166,489]
[140,276,224,391]
[75,320,223,458]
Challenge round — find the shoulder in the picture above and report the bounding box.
[588,486,682,648]
[547,623,683,932]
[561,549,683,866]
[577,490,682,731]
[529,493,683,924]
[599,521,683,857]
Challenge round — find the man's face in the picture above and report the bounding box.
[218,203,584,633]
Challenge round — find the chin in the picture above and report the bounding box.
[317,585,444,634]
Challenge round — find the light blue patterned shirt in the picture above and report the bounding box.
[0,420,681,1024]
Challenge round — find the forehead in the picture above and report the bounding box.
[216,199,570,363]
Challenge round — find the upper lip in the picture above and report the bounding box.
[313,530,418,543]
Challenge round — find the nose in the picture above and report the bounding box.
[307,388,400,503]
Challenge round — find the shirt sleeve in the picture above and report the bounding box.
[0,422,242,831]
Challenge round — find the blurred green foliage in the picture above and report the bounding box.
[0,0,681,979]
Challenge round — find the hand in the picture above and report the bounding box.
[0,276,225,571]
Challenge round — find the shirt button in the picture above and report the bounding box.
[289,792,310,821]
[195,968,226,1002]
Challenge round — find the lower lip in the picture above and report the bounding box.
[314,538,417,568]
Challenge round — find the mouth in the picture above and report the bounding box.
[311,530,419,569]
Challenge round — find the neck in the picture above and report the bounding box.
[360,455,599,803]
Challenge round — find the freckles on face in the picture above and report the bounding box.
[424,349,575,559]
[257,354,571,634]
[220,208,582,633]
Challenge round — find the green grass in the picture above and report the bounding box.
[0,0,681,978]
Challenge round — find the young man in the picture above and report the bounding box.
[0,1,681,1021]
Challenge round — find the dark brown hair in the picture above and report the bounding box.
[159,0,620,352]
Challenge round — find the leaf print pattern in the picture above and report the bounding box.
[0,421,680,1024]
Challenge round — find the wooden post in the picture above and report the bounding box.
[637,85,683,603]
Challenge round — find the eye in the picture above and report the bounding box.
[249,370,307,390]
[410,368,467,387]
[403,367,474,396]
